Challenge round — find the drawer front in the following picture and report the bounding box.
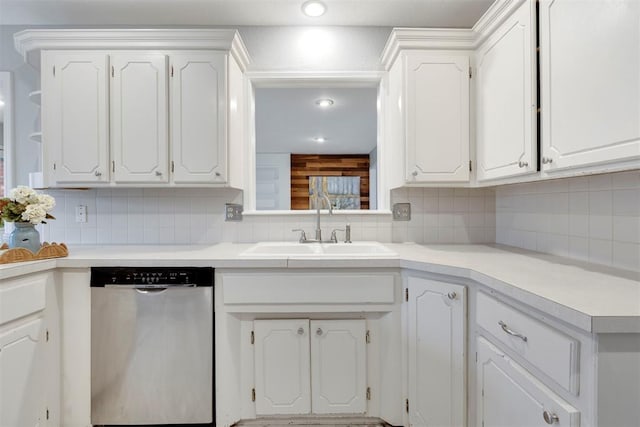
[477,337,580,427]
[476,292,579,394]
[0,274,47,325]
[222,273,396,305]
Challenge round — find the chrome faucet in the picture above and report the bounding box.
[315,192,333,241]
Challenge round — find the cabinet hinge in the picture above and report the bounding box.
[46,408,49,420]
[469,160,473,172]
[53,66,55,77]
[365,330,371,344]
[171,65,174,77]
[251,330,254,344]
[112,160,115,172]
[405,288,409,302]
[53,163,56,171]
[46,329,49,342]
[171,160,175,173]
[405,398,409,413]
[469,67,472,79]
[251,388,256,402]
[475,352,478,362]
[111,66,114,77]
[366,387,371,400]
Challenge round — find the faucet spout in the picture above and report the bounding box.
[315,192,333,241]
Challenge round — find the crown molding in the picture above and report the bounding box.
[13,29,252,69]
[472,0,527,46]
[380,28,476,69]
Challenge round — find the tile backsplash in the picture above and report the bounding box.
[496,170,640,272]
[29,187,496,246]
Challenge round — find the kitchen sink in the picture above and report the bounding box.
[241,241,396,257]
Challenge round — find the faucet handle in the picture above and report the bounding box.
[292,229,307,243]
[330,229,345,243]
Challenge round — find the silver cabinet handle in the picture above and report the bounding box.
[316,328,323,336]
[215,172,221,177]
[297,327,304,335]
[447,292,457,300]
[498,321,528,342]
[542,157,554,164]
[543,410,559,424]
[411,170,418,177]
[155,171,162,176]
[95,171,102,177]
[518,161,528,168]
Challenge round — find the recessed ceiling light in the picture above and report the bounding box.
[302,1,327,17]
[315,98,334,108]
[313,137,327,143]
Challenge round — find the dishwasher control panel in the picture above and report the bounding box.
[90,267,214,287]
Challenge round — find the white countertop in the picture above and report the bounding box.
[1,242,638,334]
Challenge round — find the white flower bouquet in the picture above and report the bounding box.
[0,186,56,227]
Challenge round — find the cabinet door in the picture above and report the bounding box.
[477,337,580,427]
[43,52,109,184]
[111,53,169,183]
[170,53,227,184]
[310,319,367,414]
[0,318,45,427]
[254,319,311,415]
[405,53,470,183]
[407,277,466,427]
[476,1,537,181]
[539,0,640,172]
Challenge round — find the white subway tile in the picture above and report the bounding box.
[613,216,640,244]
[589,215,613,240]
[612,242,640,271]
[589,238,613,266]
[613,189,640,216]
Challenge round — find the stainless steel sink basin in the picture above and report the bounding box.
[241,241,396,257]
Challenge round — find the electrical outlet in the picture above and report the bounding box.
[393,203,411,221]
[75,205,87,223]
[225,203,243,221]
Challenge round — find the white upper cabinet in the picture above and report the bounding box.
[381,29,472,187]
[42,52,110,183]
[16,29,251,188]
[539,0,640,172]
[111,53,168,183]
[170,53,226,184]
[475,0,537,181]
[405,53,470,183]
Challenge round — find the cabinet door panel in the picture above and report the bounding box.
[44,52,109,184]
[405,53,470,182]
[408,277,466,427]
[0,318,45,427]
[476,1,537,181]
[540,0,640,171]
[111,54,168,183]
[254,319,311,415]
[477,337,580,427]
[171,53,227,183]
[310,319,367,414]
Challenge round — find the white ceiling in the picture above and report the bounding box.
[0,0,494,27]
[256,87,377,155]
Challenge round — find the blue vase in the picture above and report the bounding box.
[9,223,41,254]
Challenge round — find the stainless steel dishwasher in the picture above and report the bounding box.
[90,267,214,426]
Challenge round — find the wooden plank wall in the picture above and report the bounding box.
[290,154,370,210]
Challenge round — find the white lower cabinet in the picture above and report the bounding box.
[476,337,580,427]
[254,319,367,416]
[0,319,46,427]
[406,276,466,427]
[0,272,58,427]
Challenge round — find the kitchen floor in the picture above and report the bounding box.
[235,417,389,427]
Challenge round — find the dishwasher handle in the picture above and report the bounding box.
[104,283,197,291]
